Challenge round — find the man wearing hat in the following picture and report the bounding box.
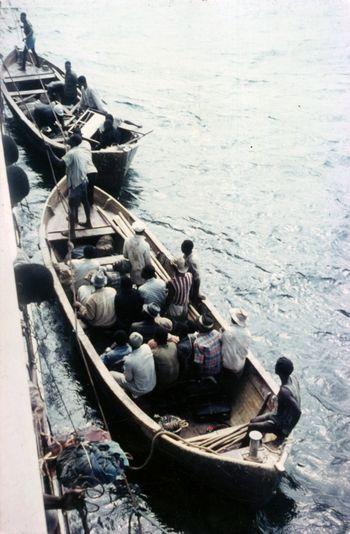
[165,256,193,321]
[193,313,222,377]
[222,308,251,377]
[123,220,152,286]
[248,357,301,443]
[111,332,156,398]
[75,268,116,327]
[131,302,162,343]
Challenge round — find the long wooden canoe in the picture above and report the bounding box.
[1,49,144,194]
[39,178,292,506]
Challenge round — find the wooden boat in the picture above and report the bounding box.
[1,49,145,194]
[39,178,292,506]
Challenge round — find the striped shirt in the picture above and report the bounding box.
[193,330,222,376]
[170,272,193,306]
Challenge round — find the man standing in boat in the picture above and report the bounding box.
[248,356,301,443]
[48,134,91,238]
[64,61,78,105]
[19,12,40,71]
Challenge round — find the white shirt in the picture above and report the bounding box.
[70,258,99,289]
[80,139,98,175]
[123,235,152,285]
[62,146,89,190]
[222,324,251,374]
[80,86,105,113]
[123,344,156,397]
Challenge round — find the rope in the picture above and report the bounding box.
[129,429,218,472]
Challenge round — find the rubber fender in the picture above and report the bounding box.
[6,164,30,206]
[14,263,55,305]
[3,134,19,165]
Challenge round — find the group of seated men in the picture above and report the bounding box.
[62,223,301,441]
[64,224,251,400]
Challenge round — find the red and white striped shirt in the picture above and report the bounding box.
[170,272,193,306]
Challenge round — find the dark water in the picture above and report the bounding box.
[1,0,350,531]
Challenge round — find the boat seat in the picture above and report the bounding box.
[8,88,46,97]
[4,72,57,83]
[47,225,115,242]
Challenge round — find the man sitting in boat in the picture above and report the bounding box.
[98,114,119,148]
[138,264,167,311]
[33,101,65,133]
[100,330,132,371]
[151,326,179,391]
[19,12,40,71]
[165,257,193,321]
[75,269,116,328]
[248,356,301,443]
[123,221,152,286]
[111,332,156,398]
[64,61,78,105]
[114,276,144,331]
[77,75,105,114]
[131,303,163,343]
[67,241,100,290]
[222,308,251,379]
[192,314,222,378]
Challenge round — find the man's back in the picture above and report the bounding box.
[222,324,250,375]
[65,70,77,99]
[194,329,222,376]
[276,375,301,435]
[138,278,166,308]
[153,342,179,387]
[62,146,88,190]
[123,235,151,285]
[71,258,99,289]
[115,288,143,327]
[84,287,116,327]
[124,345,156,396]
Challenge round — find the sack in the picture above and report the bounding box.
[56,440,129,488]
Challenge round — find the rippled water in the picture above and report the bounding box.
[2,0,350,531]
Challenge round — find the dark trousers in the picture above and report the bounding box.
[87,172,98,206]
[22,46,40,69]
[68,183,91,236]
[248,412,280,436]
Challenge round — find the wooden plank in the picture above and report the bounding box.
[47,226,114,241]
[8,88,46,97]
[4,72,57,83]
[81,112,105,139]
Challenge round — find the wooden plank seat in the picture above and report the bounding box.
[4,72,57,83]
[8,88,47,97]
[47,225,114,242]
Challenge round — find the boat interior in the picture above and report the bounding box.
[2,49,141,149]
[44,184,279,458]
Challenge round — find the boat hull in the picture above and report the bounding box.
[39,178,289,507]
